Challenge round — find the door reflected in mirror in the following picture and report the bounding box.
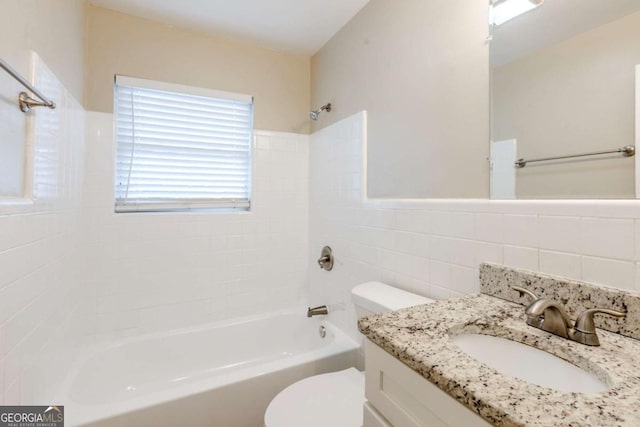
[490,0,640,199]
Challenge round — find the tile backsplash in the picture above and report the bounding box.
[79,113,309,340]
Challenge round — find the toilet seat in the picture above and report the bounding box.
[264,368,365,427]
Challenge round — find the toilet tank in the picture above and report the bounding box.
[351,282,434,319]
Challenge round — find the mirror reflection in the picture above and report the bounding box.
[490,0,640,199]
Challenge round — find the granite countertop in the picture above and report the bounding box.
[358,293,640,427]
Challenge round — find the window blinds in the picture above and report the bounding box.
[114,76,253,212]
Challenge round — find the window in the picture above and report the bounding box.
[114,76,253,213]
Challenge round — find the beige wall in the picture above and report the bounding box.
[311,0,490,198]
[493,11,640,199]
[86,5,310,134]
[0,0,86,102]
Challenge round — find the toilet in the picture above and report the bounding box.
[264,282,434,427]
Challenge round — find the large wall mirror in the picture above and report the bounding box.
[490,0,640,199]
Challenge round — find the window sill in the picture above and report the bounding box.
[0,198,35,214]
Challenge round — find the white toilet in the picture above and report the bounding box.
[264,282,434,427]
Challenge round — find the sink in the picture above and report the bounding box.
[451,333,610,393]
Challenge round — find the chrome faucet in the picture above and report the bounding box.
[513,287,626,346]
[307,305,328,317]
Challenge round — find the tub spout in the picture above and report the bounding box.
[307,305,328,317]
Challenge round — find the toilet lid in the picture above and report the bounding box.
[264,368,365,427]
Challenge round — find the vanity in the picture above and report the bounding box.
[359,264,640,426]
[362,339,490,427]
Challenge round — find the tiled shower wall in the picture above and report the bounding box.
[308,112,640,341]
[79,112,309,341]
[2,98,639,407]
[0,57,85,404]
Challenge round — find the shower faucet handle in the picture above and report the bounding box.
[317,255,330,267]
[317,246,334,271]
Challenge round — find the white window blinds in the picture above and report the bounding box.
[114,76,253,213]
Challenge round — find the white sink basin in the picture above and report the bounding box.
[452,333,610,393]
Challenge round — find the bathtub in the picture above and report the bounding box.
[58,308,359,426]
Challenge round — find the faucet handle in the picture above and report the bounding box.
[317,246,334,271]
[512,286,538,302]
[574,308,626,334]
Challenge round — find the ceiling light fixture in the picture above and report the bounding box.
[490,0,544,26]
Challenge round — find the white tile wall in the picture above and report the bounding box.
[79,113,309,340]
[539,250,581,279]
[503,246,539,271]
[2,85,640,407]
[308,112,640,341]
[0,55,85,405]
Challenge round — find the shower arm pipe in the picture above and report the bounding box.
[318,103,331,113]
[0,57,56,112]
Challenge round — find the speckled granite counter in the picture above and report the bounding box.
[359,268,640,426]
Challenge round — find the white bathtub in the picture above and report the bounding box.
[58,308,358,426]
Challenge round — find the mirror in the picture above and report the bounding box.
[490,0,640,199]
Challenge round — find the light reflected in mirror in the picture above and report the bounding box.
[490,0,640,199]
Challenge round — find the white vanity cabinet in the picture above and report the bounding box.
[364,339,491,427]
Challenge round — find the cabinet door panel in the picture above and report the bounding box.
[364,339,490,427]
[364,402,393,427]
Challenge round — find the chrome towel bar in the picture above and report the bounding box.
[515,145,635,168]
[0,57,56,112]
